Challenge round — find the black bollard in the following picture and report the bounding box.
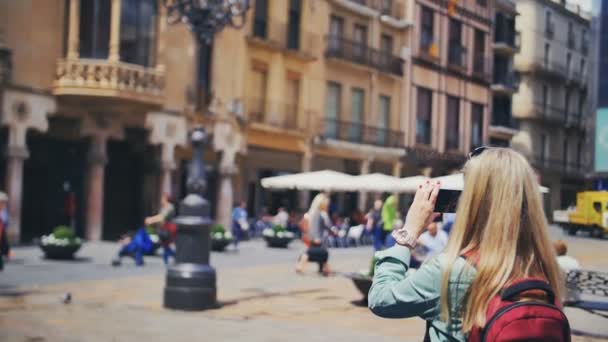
[163,127,217,310]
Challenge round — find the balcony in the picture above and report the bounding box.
[53,58,165,105]
[417,37,440,64]
[472,56,492,84]
[494,29,520,54]
[491,110,518,130]
[545,22,555,39]
[534,102,567,124]
[321,118,404,148]
[565,113,586,131]
[447,44,467,72]
[248,20,318,61]
[532,157,584,176]
[325,36,404,76]
[524,58,567,80]
[348,0,402,18]
[568,31,576,49]
[492,70,519,95]
[247,98,301,131]
[567,68,587,88]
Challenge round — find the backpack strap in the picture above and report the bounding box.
[501,279,556,304]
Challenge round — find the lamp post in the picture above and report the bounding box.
[162,0,250,311]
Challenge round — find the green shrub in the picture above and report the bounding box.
[52,226,76,240]
[211,223,226,234]
[271,224,286,233]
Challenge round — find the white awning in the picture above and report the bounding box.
[260,170,355,192]
[432,173,550,193]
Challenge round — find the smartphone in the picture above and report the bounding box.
[434,189,461,213]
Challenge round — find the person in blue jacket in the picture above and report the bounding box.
[112,226,155,267]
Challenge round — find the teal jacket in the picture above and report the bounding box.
[368,245,477,341]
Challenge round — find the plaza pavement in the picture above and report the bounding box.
[0,226,607,341]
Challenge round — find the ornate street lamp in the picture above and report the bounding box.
[163,0,250,44]
[162,0,250,311]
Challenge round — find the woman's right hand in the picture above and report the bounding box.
[402,180,441,238]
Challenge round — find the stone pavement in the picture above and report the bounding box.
[1,226,607,341]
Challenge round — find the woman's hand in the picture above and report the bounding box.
[402,180,441,238]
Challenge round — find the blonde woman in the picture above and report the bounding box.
[296,193,331,275]
[368,148,563,341]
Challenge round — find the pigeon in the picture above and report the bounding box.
[62,292,72,304]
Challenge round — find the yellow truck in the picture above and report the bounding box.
[553,191,608,238]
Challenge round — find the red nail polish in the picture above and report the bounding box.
[419,184,422,189]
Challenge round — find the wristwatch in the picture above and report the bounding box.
[392,226,418,248]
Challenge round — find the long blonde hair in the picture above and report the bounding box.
[440,148,561,332]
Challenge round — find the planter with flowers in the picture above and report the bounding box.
[263,225,295,248]
[211,224,233,251]
[39,226,82,260]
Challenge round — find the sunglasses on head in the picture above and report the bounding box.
[468,146,492,159]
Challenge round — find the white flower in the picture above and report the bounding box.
[277,232,285,238]
[263,229,275,237]
[213,232,223,239]
[150,235,160,243]
[285,232,295,239]
[224,232,233,239]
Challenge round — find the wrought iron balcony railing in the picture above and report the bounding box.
[448,44,467,70]
[247,98,301,130]
[532,157,584,175]
[472,55,492,83]
[494,28,520,50]
[321,118,404,148]
[249,20,318,58]
[493,69,519,90]
[325,36,404,76]
[53,58,165,105]
[535,102,567,123]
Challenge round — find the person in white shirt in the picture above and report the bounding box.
[273,207,289,227]
[417,219,448,260]
[554,240,581,303]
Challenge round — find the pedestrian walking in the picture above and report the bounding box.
[0,191,9,271]
[231,201,249,248]
[369,147,566,341]
[366,200,383,250]
[145,193,176,265]
[379,195,397,249]
[296,193,331,275]
[553,240,581,303]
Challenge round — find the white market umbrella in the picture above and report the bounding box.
[400,175,430,193]
[345,173,407,193]
[432,173,549,193]
[260,170,355,192]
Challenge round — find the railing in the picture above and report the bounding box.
[533,157,583,175]
[349,0,403,18]
[448,44,467,70]
[545,22,555,39]
[568,31,576,49]
[495,28,520,50]
[493,69,519,90]
[53,58,165,104]
[249,20,318,57]
[325,36,404,76]
[530,58,567,78]
[321,118,404,148]
[566,113,585,130]
[568,68,582,84]
[535,102,567,123]
[472,55,492,82]
[247,98,300,130]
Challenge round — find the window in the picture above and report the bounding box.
[253,0,268,38]
[287,0,302,50]
[471,103,484,150]
[325,82,342,138]
[448,19,463,66]
[380,0,393,14]
[477,0,487,7]
[565,89,571,119]
[250,67,268,120]
[420,6,434,52]
[353,24,368,60]
[593,202,602,214]
[545,11,553,34]
[79,0,111,58]
[120,0,158,67]
[542,84,549,108]
[378,96,391,145]
[577,140,582,167]
[329,16,344,50]
[579,92,586,116]
[544,43,550,65]
[580,59,586,76]
[350,88,365,142]
[566,52,571,73]
[380,34,393,67]
[285,77,300,128]
[563,139,568,167]
[473,29,485,74]
[416,88,432,145]
[541,134,550,162]
[446,96,460,150]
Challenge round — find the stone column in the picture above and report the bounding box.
[4,146,28,243]
[216,169,235,231]
[159,160,174,200]
[298,149,313,211]
[358,158,372,211]
[85,135,107,241]
[67,0,80,59]
[108,0,122,62]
